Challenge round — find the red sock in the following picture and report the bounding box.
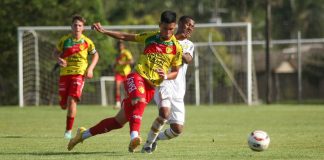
[66,116,74,131]
[116,94,121,102]
[129,101,146,134]
[89,117,123,136]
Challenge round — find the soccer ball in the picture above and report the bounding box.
[247,130,270,151]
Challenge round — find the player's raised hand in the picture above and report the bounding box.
[91,22,105,33]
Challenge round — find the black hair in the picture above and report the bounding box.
[160,10,177,24]
[116,40,124,47]
[179,15,194,23]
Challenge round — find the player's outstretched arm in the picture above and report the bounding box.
[92,22,136,41]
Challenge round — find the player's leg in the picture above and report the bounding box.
[59,76,74,139]
[124,72,155,152]
[152,98,185,151]
[64,75,84,139]
[142,87,171,153]
[114,73,123,109]
[126,97,146,152]
[64,96,77,139]
[67,105,127,151]
[59,75,72,139]
[59,75,68,110]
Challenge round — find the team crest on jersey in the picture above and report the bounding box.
[79,44,85,50]
[138,86,145,94]
[166,46,173,54]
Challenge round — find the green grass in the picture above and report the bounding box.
[0,104,324,160]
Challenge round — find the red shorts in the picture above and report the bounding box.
[123,72,155,102]
[123,72,155,122]
[59,75,85,108]
[115,73,127,82]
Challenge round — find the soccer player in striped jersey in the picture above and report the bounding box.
[53,15,99,140]
[113,40,133,109]
[67,10,183,152]
[142,16,195,153]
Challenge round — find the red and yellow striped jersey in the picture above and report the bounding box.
[56,34,97,76]
[134,31,182,86]
[114,49,133,76]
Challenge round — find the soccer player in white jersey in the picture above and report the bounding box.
[142,15,195,153]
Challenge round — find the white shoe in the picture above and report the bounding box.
[64,130,72,140]
[113,101,121,110]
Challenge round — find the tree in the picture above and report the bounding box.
[0,0,106,105]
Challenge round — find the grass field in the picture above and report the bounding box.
[0,104,324,160]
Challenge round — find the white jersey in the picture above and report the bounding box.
[159,39,194,99]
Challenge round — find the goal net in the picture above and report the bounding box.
[18,22,257,107]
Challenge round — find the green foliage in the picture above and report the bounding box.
[0,0,107,105]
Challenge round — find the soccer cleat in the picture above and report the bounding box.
[67,127,86,151]
[141,146,152,154]
[128,136,142,153]
[64,131,72,140]
[151,140,158,152]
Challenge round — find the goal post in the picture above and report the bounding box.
[18,22,256,107]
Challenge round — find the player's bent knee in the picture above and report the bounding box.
[171,124,184,134]
[159,107,171,119]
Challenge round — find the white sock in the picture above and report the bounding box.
[157,128,179,140]
[65,130,72,134]
[144,116,167,148]
[130,131,139,140]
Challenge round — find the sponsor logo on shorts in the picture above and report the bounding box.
[79,44,85,50]
[138,86,145,94]
[126,77,137,93]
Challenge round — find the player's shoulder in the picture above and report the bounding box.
[179,39,194,46]
[172,36,183,54]
[81,34,94,43]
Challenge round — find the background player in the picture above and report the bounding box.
[142,16,195,153]
[113,40,134,109]
[53,15,99,139]
[67,10,183,152]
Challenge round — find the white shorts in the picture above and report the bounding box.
[154,86,185,125]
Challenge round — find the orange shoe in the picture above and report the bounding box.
[128,136,142,153]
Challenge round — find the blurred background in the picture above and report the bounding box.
[1,0,324,106]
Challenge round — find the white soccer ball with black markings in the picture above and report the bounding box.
[247,130,270,151]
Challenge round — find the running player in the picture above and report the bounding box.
[53,15,99,139]
[142,16,195,153]
[113,40,133,109]
[67,10,183,152]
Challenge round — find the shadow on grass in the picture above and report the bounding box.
[0,151,125,156]
[0,135,63,139]
[0,136,24,138]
